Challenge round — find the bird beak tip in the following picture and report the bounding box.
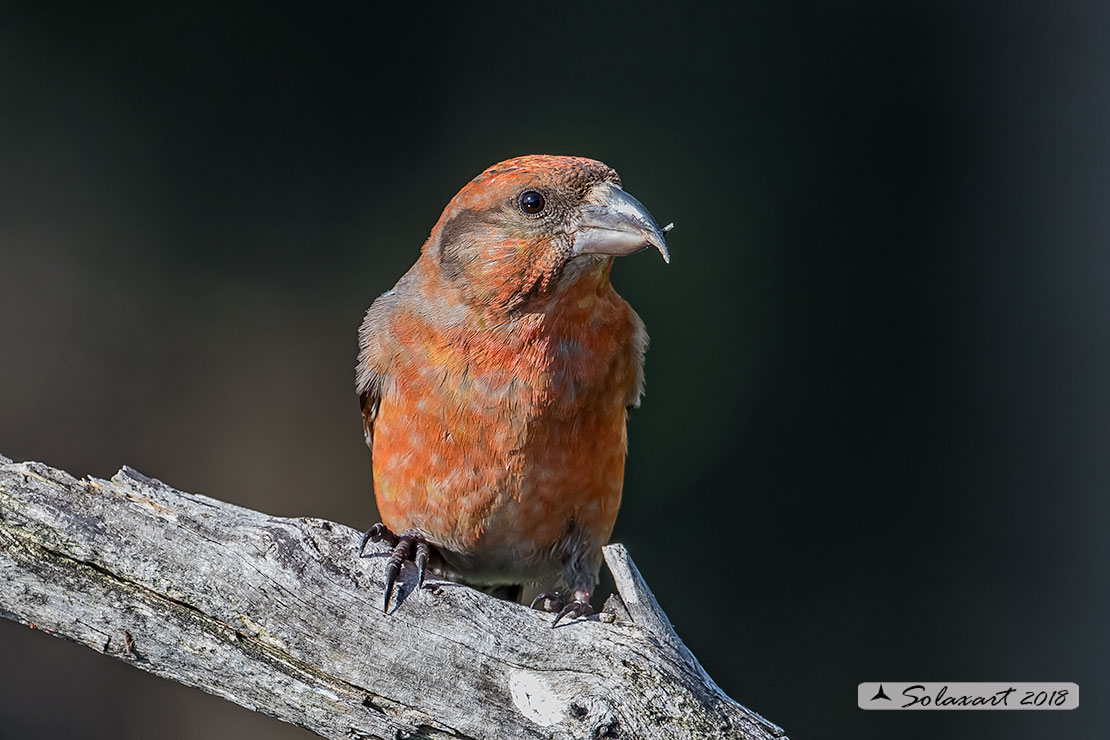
[654,238,671,264]
[656,223,674,264]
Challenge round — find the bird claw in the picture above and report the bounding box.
[552,600,594,627]
[359,522,396,552]
[530,591,594,626]
[358,523,432,613]
[529,591,565,612]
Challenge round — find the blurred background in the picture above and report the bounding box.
[1,1,1107,738]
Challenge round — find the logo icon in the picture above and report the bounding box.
[870,684,892,701]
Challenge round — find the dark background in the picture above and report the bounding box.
[1,2,1106,738]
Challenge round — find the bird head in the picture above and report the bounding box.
[421,155,670,312]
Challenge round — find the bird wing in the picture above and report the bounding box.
[358,385,381,448]
[356,288,399,448]
[623,304,650,411]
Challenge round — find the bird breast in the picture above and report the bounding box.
[370,270,642,580]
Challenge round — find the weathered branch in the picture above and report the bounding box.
[0,453,786,740]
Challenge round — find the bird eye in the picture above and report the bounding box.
[519,190,546,215]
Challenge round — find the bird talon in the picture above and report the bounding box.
[552,600,594,627]
[414,539,430,587]
[358,522,398,555]
[529,591,565,612]
[358,524,434,613]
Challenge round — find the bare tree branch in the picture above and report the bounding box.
[0,454,787,740]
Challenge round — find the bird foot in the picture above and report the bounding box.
[530,591,595,626]
[529,591,565,612]
[358,523,431,613]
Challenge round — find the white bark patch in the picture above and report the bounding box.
[508,668,567,727]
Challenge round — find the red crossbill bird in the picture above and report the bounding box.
[356,155,670,624]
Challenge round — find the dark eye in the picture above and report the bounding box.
[519,190,546,215]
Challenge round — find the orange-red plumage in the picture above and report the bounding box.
[357,155,668,615]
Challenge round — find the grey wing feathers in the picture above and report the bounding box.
[624,307,649,411]
[356,289,398,448]
[358,384,381,447]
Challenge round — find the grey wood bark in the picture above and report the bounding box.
[0,453,787,740]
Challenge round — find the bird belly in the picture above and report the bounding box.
[371,373,628,587]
